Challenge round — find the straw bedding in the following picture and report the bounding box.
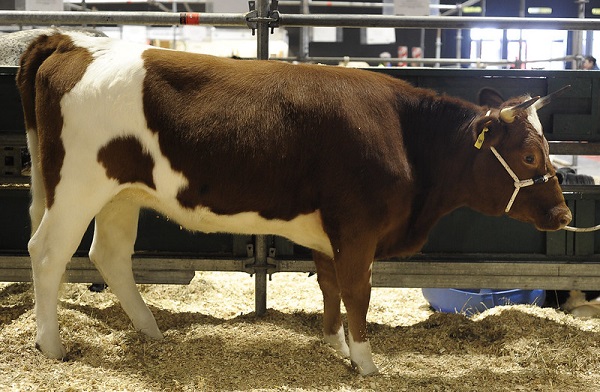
[1,271,600,391]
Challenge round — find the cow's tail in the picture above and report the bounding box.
[16,33,64,235]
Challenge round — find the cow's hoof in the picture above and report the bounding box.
[35,340,66,360]
[324,331,350,358]
[336,345,350,358]
[351,360,379,376]
[571,303,600,318]
[134,315,163,339]
[139,326,163,340]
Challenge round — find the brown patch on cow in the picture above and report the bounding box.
[140,48,410,225]
[97,136,156,189]
[17,33,94,208]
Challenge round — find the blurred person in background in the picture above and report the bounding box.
[582,55,599,70]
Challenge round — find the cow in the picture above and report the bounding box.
[17,31,571,376]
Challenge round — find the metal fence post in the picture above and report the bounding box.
[254,0,270,316]
[254,235,269,316]
[256,0,270,60]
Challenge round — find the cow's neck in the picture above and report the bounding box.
[378,96,481,257]
[407,95,482,211]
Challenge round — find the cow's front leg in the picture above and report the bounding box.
[313,251,349,358]
[335,245,378,376]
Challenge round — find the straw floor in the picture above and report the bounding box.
[1,271,600,391]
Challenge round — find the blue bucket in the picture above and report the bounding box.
[421,288,546,316]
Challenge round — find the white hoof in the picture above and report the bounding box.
[571,303,600,318]
[36,336,66,360]
[349,335,378,376]
[133,314,163,339]
[352,359,379,376]
[324,327,350,358]
[139,326,164,340]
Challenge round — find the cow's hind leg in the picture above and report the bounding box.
[29,192,111,359]
[26,129,45,235]
[89,198,162,339]
[313,251,350,358]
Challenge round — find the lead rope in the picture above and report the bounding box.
[563,225,600,232]
[489,147,600,233]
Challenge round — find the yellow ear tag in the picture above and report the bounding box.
[474,127,488,149]
[474,110,493,150]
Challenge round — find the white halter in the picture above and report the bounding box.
[491,145,600,232]
[474,109,554,213]
[489,146,554,213]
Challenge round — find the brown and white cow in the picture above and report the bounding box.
[17,31,571,375]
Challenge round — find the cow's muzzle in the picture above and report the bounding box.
[556,206,573,228]
[539,205,572,231]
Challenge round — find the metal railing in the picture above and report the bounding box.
[1,11,600,30]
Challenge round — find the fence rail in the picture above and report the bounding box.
[1,11,600,31]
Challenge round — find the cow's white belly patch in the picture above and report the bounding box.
[184,205,333,257]
[59,34,334,258]
[116,189,334,258]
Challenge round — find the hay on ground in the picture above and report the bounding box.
[1,272,600,391]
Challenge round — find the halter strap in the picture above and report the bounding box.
[490,146,554,213]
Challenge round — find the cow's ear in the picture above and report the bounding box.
[478,88,505,108]
[472,112,503,150]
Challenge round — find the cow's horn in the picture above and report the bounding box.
[534,85,571,110]
[499,96,540,123]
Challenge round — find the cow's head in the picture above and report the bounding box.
[470,87,571,231]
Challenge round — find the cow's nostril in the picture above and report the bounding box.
[559,211,572,227]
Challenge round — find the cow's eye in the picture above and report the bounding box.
[525,155,535,164]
